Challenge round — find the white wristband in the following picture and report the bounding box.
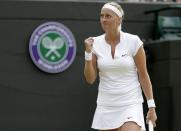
[85,51,92,61]
[147,99,156,108]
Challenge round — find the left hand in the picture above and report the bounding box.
[146,108,157,127]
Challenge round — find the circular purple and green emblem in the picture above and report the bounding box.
[29,22,76,73]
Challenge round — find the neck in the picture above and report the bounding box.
[105,30,120,45]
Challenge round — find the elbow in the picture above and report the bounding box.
[86,78,95,85]
[137,69,149,79]
[84,71,97,85]
[85,75,96,85]
[141,72,150,80]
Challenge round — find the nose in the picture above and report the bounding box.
[101,16,107,22]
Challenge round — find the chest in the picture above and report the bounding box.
[96,44,135,73]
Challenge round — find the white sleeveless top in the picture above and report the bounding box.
[92,31,144,106]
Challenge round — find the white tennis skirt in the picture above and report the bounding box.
[91,103,146,131]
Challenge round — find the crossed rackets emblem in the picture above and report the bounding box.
[42,36,64,58]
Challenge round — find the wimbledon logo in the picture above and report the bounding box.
[29,22,77,73]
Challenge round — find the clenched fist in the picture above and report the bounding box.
[84,37,94,53]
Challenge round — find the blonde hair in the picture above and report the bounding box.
[106,2,124,18]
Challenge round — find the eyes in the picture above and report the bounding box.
[100,14,112,19]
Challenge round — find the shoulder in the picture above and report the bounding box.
[122,31,142,47]
[122,31,140,41]
[92,34,105,47]
[93,34,105,42]
[122,32,143,56]
[92,34,105,54]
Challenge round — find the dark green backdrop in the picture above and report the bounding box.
[0,1,180,131]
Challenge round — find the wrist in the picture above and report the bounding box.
[85,49,92,53]
[149,107,156,111]
[147,99,156,108]
[85,51,92,61]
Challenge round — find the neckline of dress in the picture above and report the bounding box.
[103,31,124,59]
[103,31,123,47]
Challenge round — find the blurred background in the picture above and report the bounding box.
[0,0,180,131]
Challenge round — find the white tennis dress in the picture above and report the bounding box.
[91,31,146,130]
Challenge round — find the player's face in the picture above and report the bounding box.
[100,8,121,32]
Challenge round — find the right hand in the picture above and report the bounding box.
[146,108,157,127]
[84,37,94,53]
